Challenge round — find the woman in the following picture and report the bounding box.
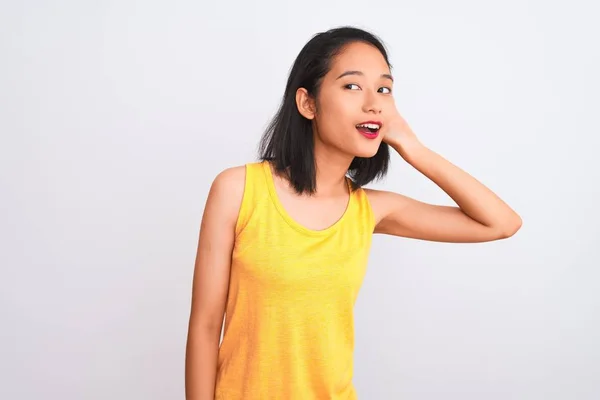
[185,26,521,399]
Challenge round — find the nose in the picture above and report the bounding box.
[362,92,382,114]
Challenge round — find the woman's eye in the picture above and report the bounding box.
[344,84,392,94]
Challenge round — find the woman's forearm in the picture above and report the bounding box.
[185,325,220,400]
[394,141,521,235]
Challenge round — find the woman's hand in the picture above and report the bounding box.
[383,107,423,160]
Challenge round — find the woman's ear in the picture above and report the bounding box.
[295,88,316,120]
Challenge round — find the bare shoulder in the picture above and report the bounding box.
[205,164,247,222]
[212,164,246,192]
[362,187,385,201]
[362,187,412,225]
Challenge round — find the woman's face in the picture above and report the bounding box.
[302,41,395,158]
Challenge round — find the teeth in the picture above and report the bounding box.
[357,123,380,129]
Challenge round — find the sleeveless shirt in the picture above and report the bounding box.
[214,160,375,399]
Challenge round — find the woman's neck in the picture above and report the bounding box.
[313,142,353,197]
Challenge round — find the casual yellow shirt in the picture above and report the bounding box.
[215,160,374,399]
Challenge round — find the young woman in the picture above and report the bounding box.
[185,26,521,400]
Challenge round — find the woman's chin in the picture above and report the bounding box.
[352,145,380,158]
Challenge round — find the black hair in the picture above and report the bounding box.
[257,26,392,195]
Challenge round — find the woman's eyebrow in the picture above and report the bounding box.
[336,70,394,82]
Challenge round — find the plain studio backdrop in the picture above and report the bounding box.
[1,0,599,399]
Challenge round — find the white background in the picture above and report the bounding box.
[1,0,599,399]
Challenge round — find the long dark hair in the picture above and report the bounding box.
[257,26,392,195]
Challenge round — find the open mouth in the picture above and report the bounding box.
[356,121,381,138]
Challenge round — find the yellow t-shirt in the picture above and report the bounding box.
[215,160,375,399]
